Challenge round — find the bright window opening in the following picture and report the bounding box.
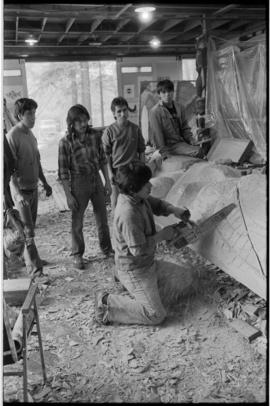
[121,67,138,73]
[25,60,118,170]
[140,66,152,73]
[182,59,197,81]
[4,69,21,77]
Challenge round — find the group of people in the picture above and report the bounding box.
[4,79,200,326]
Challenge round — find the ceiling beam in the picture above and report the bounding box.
[161,19,184,33]
[103,18,131,42]
[113,4,132,19]
[90,18,104,34]
[77,18,104,45]
[37,17,48,42]
[5,43,194,49]
[57,17,75,44]
[213,4,239,16]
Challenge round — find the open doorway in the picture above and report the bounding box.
[26,60,118,170]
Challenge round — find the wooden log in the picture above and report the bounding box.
[4,278,31,306]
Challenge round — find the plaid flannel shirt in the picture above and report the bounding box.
[58,127,107,186]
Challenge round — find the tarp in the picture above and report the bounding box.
[206,37,266,160]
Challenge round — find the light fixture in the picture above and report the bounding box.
[88,42,102,46]
[135,6,156,23]
[149,37,161,49]
[25,35,38,46]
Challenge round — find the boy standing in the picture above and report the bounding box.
[102,97,146,212]
[6,98,52,277]
[58,104,113,269]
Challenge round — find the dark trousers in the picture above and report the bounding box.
[71,174,112,257]
[15,188,42,274]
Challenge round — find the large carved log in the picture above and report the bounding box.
[151,158,266,299]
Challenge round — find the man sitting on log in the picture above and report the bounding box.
[149,79,204,159]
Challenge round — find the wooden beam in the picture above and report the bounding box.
[161,19,184,33]
[37,17,48,42]
[103,18,130,43]
[213,4,239,16]
[90,18,104,34]
[57,17,75,44]
[77,18,104,45]
[113,4,132,19]
[165,19,201,41]
[182,19,201,33]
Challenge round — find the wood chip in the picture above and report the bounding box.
[229,319,262,342]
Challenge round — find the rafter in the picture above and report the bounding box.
[57,17,75,44]
[77,18,104,45]
[103,18,131,43]
[213,4,239,16]
[37,17,48,42]
[113,4,132,19]
[161,19,184,33]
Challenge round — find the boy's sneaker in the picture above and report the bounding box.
[73,256,85,269]
[94,290,109,325]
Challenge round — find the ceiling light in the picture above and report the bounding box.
[149,37,161,49]
[88,42,102,46]
[135,6,156,13]
[135,6,156,23]
[25,35,38,46]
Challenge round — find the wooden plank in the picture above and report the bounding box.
[4,278,31,306]
[207,138,253,164]
[229,319,262,342]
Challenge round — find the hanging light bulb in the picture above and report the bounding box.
[25,35,38,46]
[149,37,161,49]
[135,6,156,23]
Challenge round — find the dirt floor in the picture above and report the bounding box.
[3,175,267,403]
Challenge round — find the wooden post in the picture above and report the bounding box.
[194,14,211,152]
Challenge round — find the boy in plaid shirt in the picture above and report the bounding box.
[58,104,113,269]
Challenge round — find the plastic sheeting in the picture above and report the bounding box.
[206,37,266,160]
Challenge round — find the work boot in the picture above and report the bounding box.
[73,255,85,270]
[101,248,115,259]
[94,290,110,325]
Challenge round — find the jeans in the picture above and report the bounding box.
[111,183,119,213]
[105,260,168,325]
[71,174,112,257]
[14,188,43,274]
